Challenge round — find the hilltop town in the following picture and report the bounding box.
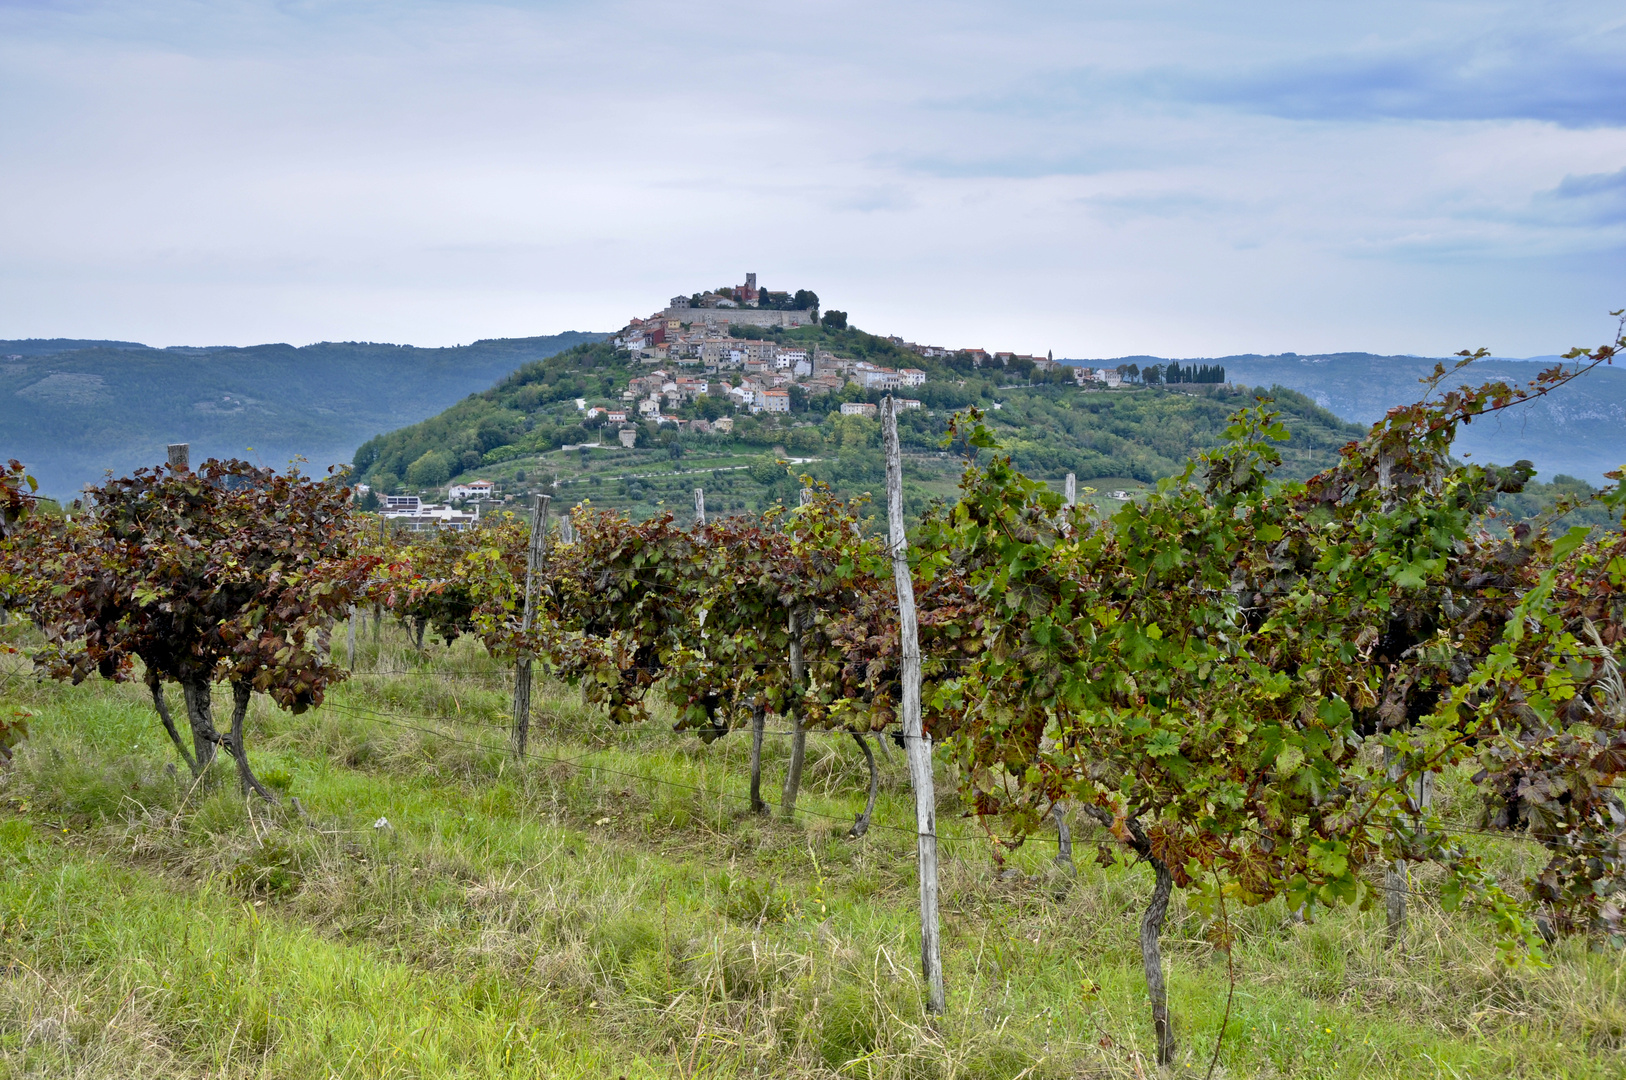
[601,272,1085,443]
[350,271,1262,527]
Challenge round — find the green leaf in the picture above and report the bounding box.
[1146,730,1183,757]
[1315,696,1352,728]
[1551,525,1590,561]
[1274,745,1305,776]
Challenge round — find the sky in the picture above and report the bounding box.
[2,1,1624,358]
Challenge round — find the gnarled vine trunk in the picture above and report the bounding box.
[748,705,767,813]
[1088,806,1179,1067]
[180,679,219,776]
[149,681,197,776]
[1052,803,1073,868]
[1141,856,1176,1066]
[226,680,278,802]
[847,732,879,838]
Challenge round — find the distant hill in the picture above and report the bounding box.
[1065,353,1626,483]
[354,329,1367,522]
[0,333,607,497]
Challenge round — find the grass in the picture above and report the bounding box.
[1,629,1623,1078]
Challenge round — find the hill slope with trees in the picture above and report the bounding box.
[354,327,1368,520]
[1072,352,1626,482]
[0,332,605,497]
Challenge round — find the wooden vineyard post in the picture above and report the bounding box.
[1384,747,1433,945]
[881,395,945,1015]
[1053,474,1076,865]
[512,494,550,757]
[779,486,813,816]
[167,443,189,471]
[346,606,357,671]
[373,514,386,646]
[780,609,808,817]
[694,488,705,527]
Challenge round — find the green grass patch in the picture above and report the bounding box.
[1,635,1623,1077]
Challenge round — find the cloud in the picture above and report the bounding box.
[1539,166,1626,224]
[1143,28,1626,128]
[1,1,1625,358]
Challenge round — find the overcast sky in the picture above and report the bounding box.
[2,1,1623,358]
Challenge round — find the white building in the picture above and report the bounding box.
[638,397,662,417]
[857,369,900,390]
[756,388,790,414]
[840,402,877,417]
[897,368,927,387]
[448,480,495,501]
[895,398,923,410]
[381,499,479,532]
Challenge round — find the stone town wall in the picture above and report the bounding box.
[663,306,816,329]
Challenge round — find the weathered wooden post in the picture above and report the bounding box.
[346,605,357,672]
[882,395,945,1015]
[1054,473,1076,866]
[512,494,550,757]
[373,514,385,646]
[778,486,815,817]
[1384,748,1432,945]
[167,443,189,471]
[694,488,706,527]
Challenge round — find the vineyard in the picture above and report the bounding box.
[1,334,1625,1078]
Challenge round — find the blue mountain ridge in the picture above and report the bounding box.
[1,333,608,498]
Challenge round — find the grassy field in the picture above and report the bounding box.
[0,628,1622,1078]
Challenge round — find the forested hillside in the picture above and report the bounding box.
[355,327,1366,520]
[0,332,605,497]
[1071,352,1626,482]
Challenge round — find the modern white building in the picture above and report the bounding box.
[381,499,479,532]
